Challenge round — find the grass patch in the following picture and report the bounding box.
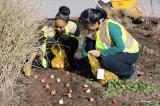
[101,80,156,98]
[102,91,119,98]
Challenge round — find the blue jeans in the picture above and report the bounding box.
[100,52,139,79]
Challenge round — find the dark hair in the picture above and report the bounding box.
[79,8,107,25]
[55,6,70,22]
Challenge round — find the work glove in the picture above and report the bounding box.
[22,61,32,76]
[58,34,70,43]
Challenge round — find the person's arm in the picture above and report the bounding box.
[100,22,125,57]
[82,40,88,57]
[82,37,96,57]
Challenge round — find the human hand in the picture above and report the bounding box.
[88,50,100,57]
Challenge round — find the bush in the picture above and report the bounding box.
[0,0,39,104]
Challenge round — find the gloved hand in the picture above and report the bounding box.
[22,61,32,76]
[58,34,70,43]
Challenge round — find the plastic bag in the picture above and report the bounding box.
[88,53,118,85]
[51,44,66,69]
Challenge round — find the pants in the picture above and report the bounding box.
[82,37,139,79]
[100,52,139,79]
[47,35,79,70]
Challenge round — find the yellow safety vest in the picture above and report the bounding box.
[42,20,77,38]
[89,19,139,53]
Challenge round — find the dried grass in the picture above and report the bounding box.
[0,0,39,104]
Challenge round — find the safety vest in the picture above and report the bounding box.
[42,20,77,38]
[89,19,139,53]
[40,20,77,68]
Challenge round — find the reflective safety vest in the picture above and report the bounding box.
[42,20,77,38]
[89,19,139,53]
[40,20,77,68]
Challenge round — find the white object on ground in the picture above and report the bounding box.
[58,99,64,104]
[97,68,105,80]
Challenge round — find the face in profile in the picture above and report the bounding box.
[55,19,67,33]
[85,22,99,31]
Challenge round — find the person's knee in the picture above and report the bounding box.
[101,57,117,69]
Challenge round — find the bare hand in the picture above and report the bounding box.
[88,50,100,57]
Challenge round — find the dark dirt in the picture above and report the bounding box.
[13,21,160,106]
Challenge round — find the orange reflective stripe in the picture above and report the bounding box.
[67,23,71,32]
[100,31,105,44]
[105,22,112,45]
[100,22,112,47]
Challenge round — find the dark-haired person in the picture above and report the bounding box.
[79,8,139,80]
[22,6,80,76]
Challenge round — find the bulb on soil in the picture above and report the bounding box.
[34,75,38,79]
[68,88,73,93]
[85,88,91,93]
[51,89,56,96]
[57,78,60,82]
[67,92,72,98]
[112,99,118,104]
[66,72,69,75]
[50,75,54,79]
[89,97,94,102]
[44,83,49,89]
[41,78,45,83]
[137,71,145,76]
[65,82,70,87]
[58,99,64,104]
[83,84,89,88]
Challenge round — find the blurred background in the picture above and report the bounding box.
[33,0,160,18]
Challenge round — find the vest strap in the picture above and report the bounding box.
[47,20,55,37]
[100,21,112,47]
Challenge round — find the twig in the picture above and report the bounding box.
[140,100,156,104]
[95,0,102,8]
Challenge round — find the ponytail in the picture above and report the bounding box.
[55,6,70,22]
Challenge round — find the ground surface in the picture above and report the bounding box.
[13,21,160,106]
